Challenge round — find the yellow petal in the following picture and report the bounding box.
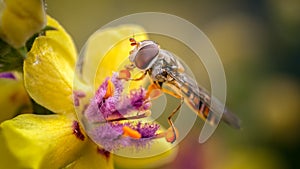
[114,138,178,168]
[64,140,114,169]
[80,25,148,90]
[0,0,46,48]
[0,114,87,169]
[0,132,20,169]
[0,75,31,122]
[45,15,77,63]
[24,16,77,113]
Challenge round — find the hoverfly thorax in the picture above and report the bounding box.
[129,38,160,70]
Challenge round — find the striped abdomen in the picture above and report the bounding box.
[168,72,241,129]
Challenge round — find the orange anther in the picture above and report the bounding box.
[103,80,114,99]
[122,126,142,139]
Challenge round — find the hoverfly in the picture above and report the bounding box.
[119,38,241,143]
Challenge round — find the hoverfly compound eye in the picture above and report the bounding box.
[134,42,159,70]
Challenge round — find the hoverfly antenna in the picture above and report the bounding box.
[129,37,137,46]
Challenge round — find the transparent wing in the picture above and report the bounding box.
[160,50,240,129]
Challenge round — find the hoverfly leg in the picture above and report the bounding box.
[118,68,145,81]
[165,97,184,143]
[118,69,131,80]
[124,63,136,71]
[161,88,181,99]
[146,82,181,100]
[145,82,163,99]
[128,71,148,81]
[118,64,135,80]
[154,86,182,143]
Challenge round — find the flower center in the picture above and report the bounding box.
[82,72,163,151]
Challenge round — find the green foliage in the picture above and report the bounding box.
[31,99,54,115]
[0,26,57,73]
[26,26,57,52]
[0,39,25,72]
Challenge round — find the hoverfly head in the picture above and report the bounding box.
[129,39,160,70]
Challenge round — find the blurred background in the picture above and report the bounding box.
[46,0,300,169]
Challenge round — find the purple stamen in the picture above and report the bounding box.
[135,122,160,138]
[0,72,16,80]
[91,121,159,151]
[84,72,161,151]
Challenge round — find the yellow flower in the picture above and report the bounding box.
[0,16,176,169]
[0,0,46,48]
[0,72,31,122]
